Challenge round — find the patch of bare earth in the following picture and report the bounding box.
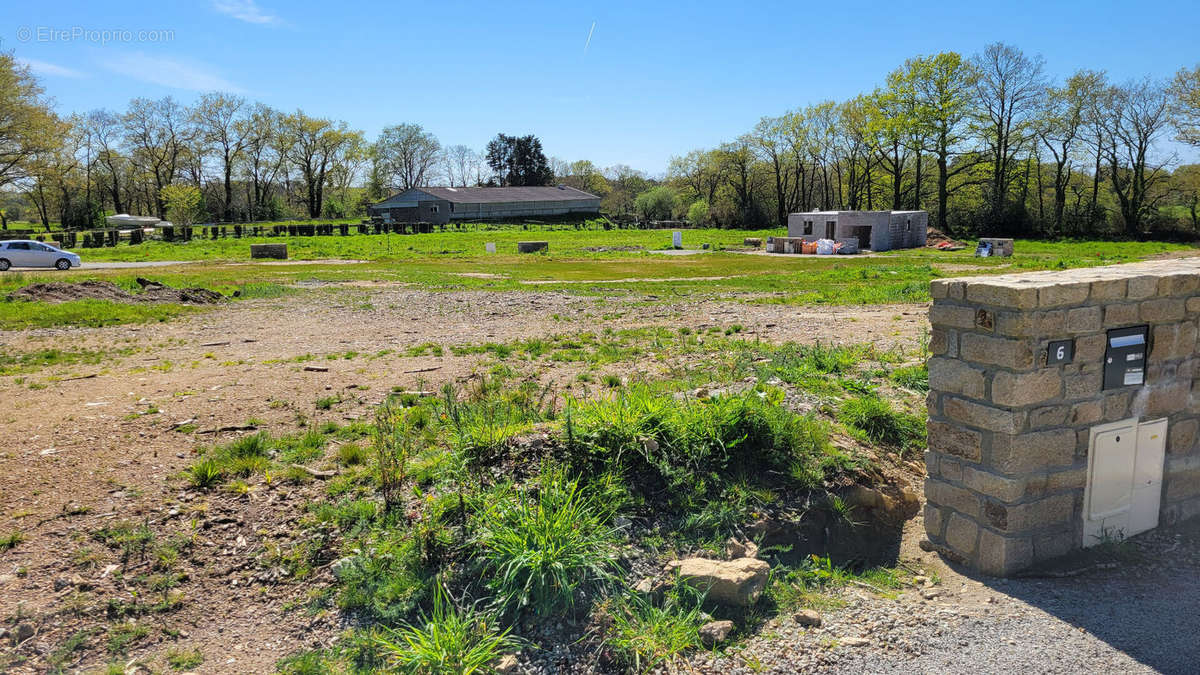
[0,288,927,672]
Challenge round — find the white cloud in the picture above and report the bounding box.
[212,0,280,25]
[18,58,85,78]
[103,52,244,93]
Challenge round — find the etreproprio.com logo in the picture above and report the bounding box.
[16,26,175,45]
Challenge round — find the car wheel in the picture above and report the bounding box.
[0,258,10,271]
[55,258,71,270]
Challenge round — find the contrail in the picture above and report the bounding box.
[584,21,596,53]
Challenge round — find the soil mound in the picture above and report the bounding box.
[7,280,225,305]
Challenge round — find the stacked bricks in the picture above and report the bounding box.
[925,259,1200,576]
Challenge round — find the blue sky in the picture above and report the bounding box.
[4,0,1198,174]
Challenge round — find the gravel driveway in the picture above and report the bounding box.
[693,521,1200,674]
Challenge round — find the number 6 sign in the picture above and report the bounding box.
[1047,339,1074,366]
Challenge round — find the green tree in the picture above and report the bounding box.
[686,199,709,225]
[192,92,249,221]
[634,186,677,220]
[281,111,356,218]
[0,51,64,228]
[1171,165,1200,230]
[897,52,980,233]
[160,184,202,226]
[484,134,553,186]
[1172,64,1200,147]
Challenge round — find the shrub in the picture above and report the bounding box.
[838,394,925,449]
[473,471,619,617]
[375,583,518,674]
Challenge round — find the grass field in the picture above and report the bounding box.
[0,229,1192,330]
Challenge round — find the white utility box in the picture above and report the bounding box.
[1083,417,1166,546]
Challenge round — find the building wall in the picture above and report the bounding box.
[449,199,600,221]
[370,193,600,224]
[786,211,928,251]
[925,260,1200,576]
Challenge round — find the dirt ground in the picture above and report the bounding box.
[3,285,1197,673]
[0,287,927,672]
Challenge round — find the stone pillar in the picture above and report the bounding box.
[925,260,1200,576]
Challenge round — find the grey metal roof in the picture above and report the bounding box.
[381,186,599,205]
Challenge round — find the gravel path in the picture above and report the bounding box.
[692,522,1200,675]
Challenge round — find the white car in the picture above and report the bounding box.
[0,240,82,271]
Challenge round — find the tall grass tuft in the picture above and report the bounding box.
[375,582,518,674]
[838,394,926,450]
[601,586,707,671]
[473,470,619,617]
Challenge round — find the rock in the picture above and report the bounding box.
[633,577,655,595]
[918,539,936,552]
[698,620,734,646]
[13,623,34,644]
[920,588,943,600]
[795,609,822,627]
[843,485,882,509]
[665,557,770,606]
[725,537,759,560]
[642,438,659,453]
[840,637,870,647]
[494,654,520,674]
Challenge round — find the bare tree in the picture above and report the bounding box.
[1035,70,1100,233]
[1103,78,1173,236]
[442,144,480,187]
[84,109,127,214]
[971,43,1046,227]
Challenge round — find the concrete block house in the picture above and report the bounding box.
[786,210,928,252]
[369,186,601,225]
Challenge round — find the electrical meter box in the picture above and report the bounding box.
[1103,326,1149,390]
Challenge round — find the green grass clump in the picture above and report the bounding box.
[375,584,518,674]
[473,471,619,617]
[838,394,926,450]
[888,363,929,391]
[566,385,842,505]
[187,457,225,488]
[166,647,205,670]
[601,587,707,672]
[0,530,25,551]
[337,442,369,466]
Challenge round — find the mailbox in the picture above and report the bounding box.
[1103,326,1148,390]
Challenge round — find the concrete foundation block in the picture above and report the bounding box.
[250,243,287,259]
[517,241,549,253]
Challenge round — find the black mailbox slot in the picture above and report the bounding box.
[1103,325,1149,390]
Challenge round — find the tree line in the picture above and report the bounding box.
[1,44,1199,236]
[660,44,1200,238]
